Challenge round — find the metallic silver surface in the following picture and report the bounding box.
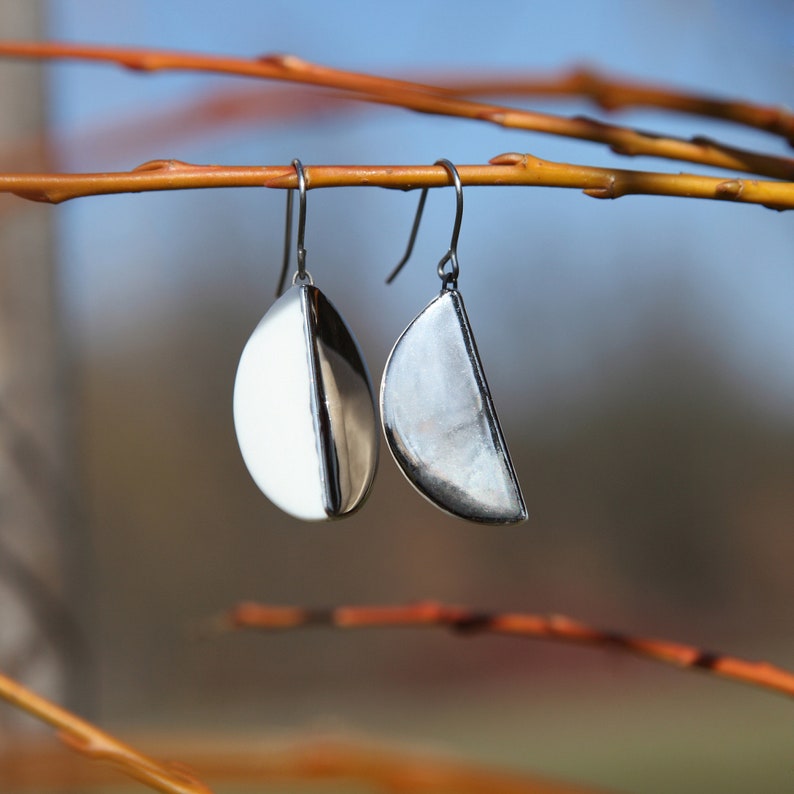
[381,289,527,525]
[234,284,378,521]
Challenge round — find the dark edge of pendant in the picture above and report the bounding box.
[444,290,528,524]
[301,285,343,518]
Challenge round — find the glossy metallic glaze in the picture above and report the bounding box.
[381,289,526,525]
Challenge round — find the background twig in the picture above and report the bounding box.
[223,601,794,701]
[441,66,794,143]
[0,41,792,179]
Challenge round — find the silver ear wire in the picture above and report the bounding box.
[276,158,312,297]
[386,158,463,291]
[386,187,428,285]
[276,188,294,297]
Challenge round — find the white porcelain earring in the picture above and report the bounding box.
[380,160,527,525]
[233,160,378,521]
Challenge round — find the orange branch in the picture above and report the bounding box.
[440,66,794,143]
[0,41,792,180]
[224,601,794,701]
[2,153,793,209]
[0,670,213,794]
[1,736,617,794]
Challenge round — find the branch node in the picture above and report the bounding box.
[132,159,189,173]
[691,134,717,149]
[489,151,525,166]
[451,613,493,634]
[583,176,617,199]
[257,52,306,72]
[571,66,621,110]
[607,140,638,157]
[715,179,744,200]
[122,56,154,72]
[10,189,55,203]
[481,110,506,124]
[58,729,95,755]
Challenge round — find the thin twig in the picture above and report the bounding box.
[223,601,794,701]
[0,670,213,794]
[0,41,791,180]
[2,154,793,209]
[439,66,794,143]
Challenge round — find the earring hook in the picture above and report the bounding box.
[276,158,312,297]
[386,158,463,291]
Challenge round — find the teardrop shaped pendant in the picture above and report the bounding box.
[380,288,527,525]
[234,283,378,521]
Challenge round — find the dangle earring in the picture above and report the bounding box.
[233,160,378,521]
[380,159,527,525]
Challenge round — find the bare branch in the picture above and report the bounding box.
[439,66,794,143]
[0,670,213,794]
[0,41,792,179]
[222,601,794,701]
[2,154,793,209]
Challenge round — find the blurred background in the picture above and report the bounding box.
[0,1,793,792]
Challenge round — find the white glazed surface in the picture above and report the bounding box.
[233,288,327,521]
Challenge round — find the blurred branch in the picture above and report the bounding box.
[1,735,616,794]
[174,735,616,794]
[3,153,793,209]
[0,41,792,179]
[0,86,348,171]
[441,66,794,143]
[0,670,213,794]
[223,601,794,701]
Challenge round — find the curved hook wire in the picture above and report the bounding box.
[386,158,463,291]
[276,159,312,297]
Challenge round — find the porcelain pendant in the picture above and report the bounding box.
[234,284,378,521]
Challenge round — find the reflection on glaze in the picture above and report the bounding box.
[381,289,526,525]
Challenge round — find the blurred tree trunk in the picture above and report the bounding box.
[0,1,85,729]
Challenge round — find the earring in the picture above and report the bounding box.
[380,159,527,525]
[233,160,378,521]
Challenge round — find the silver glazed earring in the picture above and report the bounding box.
[380,159,527,525]
[233,160,378,521]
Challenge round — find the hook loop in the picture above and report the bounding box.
[386,158,463,291]
[276,159,312,297]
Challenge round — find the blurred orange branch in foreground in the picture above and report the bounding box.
[0,735,615,794]
[0,670,211,794]
[0,673,613,794]
[224,601,794,701]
